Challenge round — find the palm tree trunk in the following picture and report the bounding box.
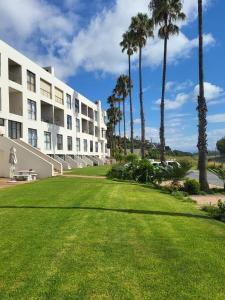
[160,35,167,164]
[197,0,209,192]
[128,54,134,153]
[123,97,127,155]
[139,46,145,159]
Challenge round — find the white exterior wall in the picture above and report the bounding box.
[0,40,109,159]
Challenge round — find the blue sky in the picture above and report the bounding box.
[0,0,224,152]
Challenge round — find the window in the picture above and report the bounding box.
[57,134,63,150]
[83,139,88,152]
[27,70,36,92]
[90,140,93,152]
[27,99,37,120]
[40,79,52,99]
[76,138,80,152]
[28,128,37,147]
[55,87,64,104]
[0,118,5,126]
[44,131,51,150]
[75,99,79,113]
[94,111,98,121]
[95,142,98,153]
[88,107,94,119]
[67,115,72,130]
[67,136,72,151]
[105,144,108,153]
[95,126,99,137]
[8,121,22,139]
[66,94,72,109]
[101,142,103,153]
[101,128,106,139]
[76,118,80,132]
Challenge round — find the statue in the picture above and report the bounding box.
[9,147,17,182]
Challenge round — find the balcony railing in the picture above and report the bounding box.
[40,88,52,99]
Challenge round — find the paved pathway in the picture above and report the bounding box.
[187,170,224,188]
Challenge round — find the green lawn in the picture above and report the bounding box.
[1,177,225,299]
[66,165,112,176]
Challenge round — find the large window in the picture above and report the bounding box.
[27,70,36,92]
[27,99,37,120]
[66,94,72,109]
[67,136,72,151]
[67,115,72,130]
[76,118,80,132]
[40,79,52,99]
[28,128,37,147]
[0,118,4,126]
[8,120,22,139]
[94,111,98,121]
[83,139,88,152]
[44,131,51,150]
[90,140,93,152]
[75,99,79,113]
[95,142,98,153]
[76,138,80,152]
[57,134,63,150]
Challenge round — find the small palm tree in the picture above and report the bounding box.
[129,13,154,159]
[107,94,121,154]
[114,75,130,155]
[120,30,136,154]
[197,0,209,192]
[149,0,185,163]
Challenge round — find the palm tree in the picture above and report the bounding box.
[120,30,136,154]
[197,0,209,191]
[114,75,130,155]
[107,94,121,155]
[129,14,154,159]
[149,0,185,163]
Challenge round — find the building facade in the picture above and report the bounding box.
[0,40,109,159]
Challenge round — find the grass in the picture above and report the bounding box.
[0,177,225,299]
[66,165,112,176]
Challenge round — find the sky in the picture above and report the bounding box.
[0,0,224,152]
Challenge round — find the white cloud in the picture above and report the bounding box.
[0,0,214,79]
[208,114,225,123]
[155,93,189,110]
[194,82,224,102]
[133,118,141,125]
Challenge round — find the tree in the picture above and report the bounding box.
[129,13,154,159]
[120,30,136,154]
[106,94,122,156]
[149,0,185,163]
[114,75,130,155]
[216,137,225,155]
[197,0,209,191]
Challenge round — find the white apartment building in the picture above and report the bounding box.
[0,40,109,163]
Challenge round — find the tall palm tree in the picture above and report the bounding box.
[149,0,185,163]
[120,30,136,154]
[107,94,121,155]
[114,75,130,155]
[197,0,209,191]
[129,14,154,159]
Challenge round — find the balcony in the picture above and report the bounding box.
[81,103,88,116]
[9,87,23,116]
[54,107,64,127]
[8,59,22,85]
[41,101,53,124]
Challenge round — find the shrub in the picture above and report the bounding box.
[132,159,155,183]
[202,200,225,222]
[184,179,200,195]
[124,153,139,163]
[107,164,125,179]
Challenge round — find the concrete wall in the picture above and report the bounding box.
[0,136,54,178]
